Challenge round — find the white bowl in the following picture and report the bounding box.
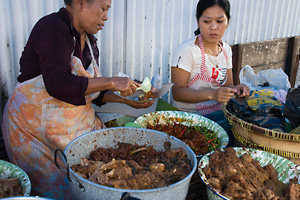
[198,147,300,200]
[134,111,229,157]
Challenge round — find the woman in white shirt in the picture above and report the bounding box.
[171,0,249,116]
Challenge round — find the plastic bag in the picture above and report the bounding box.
[283,86,300,128]
[239,65,291,91]
[226,90,286,132]
[247,89,284,110]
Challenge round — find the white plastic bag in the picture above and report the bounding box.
[239,65,291,91]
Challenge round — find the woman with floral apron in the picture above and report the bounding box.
[171,0,249,116]
[3,35,102,199]
[2,1,153,199]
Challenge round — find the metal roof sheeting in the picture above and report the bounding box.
[1,0,300,120]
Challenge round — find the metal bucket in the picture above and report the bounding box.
[55,127,197,200]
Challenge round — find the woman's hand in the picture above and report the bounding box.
[234,84,250,97]
[101,90,154,109]
[86,77,141,96]
[123,99,154,109]
[110,77,141,97]
[215,87,237,102]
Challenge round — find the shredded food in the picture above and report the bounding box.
[71,142,192,190]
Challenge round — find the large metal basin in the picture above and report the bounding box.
[58,127,197,200]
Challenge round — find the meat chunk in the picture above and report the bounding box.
[71,159,103,176]
[288,179,300,200]
[264,164,278,183]
[89,170,108,185]
[114,166,133,179]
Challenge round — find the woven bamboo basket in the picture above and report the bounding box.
[223,103,300,165]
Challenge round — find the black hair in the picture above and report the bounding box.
[194,0,231,36]
[64,0,93,6]
[64,0,72,6]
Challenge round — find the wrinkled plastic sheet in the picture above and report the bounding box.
[227,91,286,131]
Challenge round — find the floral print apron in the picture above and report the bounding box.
[187,34,229,115]
[3,35,103,199]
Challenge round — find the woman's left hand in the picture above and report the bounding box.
[124,99,155,109]
[102,90,154,109]
[235,84,250,97]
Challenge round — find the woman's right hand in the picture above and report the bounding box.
[86,77,140,96]
[214,87,237,102]
[110,77,141,97]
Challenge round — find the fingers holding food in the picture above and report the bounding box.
[113,77,141,97]
[216,87,237,102]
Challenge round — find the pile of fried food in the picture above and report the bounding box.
[71,142,192,190]
[202,147,300,200]
[0,177,22,198]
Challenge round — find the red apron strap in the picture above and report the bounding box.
[187,34,221,88]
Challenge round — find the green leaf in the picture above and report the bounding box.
[124,122,143,128]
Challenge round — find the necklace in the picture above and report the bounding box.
[204,43,221,68]
[207,52,220,68]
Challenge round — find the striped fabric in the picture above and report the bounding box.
[187,34,229,113]
[195,102,223,115]
[188,34,228,88]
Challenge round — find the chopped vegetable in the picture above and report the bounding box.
[137,77,151,93]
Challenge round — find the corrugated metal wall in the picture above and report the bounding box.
[1,0,300,133]
[93,0,300,98]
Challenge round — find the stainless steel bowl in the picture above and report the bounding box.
[56,127,197,200]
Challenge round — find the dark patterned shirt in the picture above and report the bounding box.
[18,8,106,106]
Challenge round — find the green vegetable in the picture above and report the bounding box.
[137,77,151,93]
[188,125,220,152]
